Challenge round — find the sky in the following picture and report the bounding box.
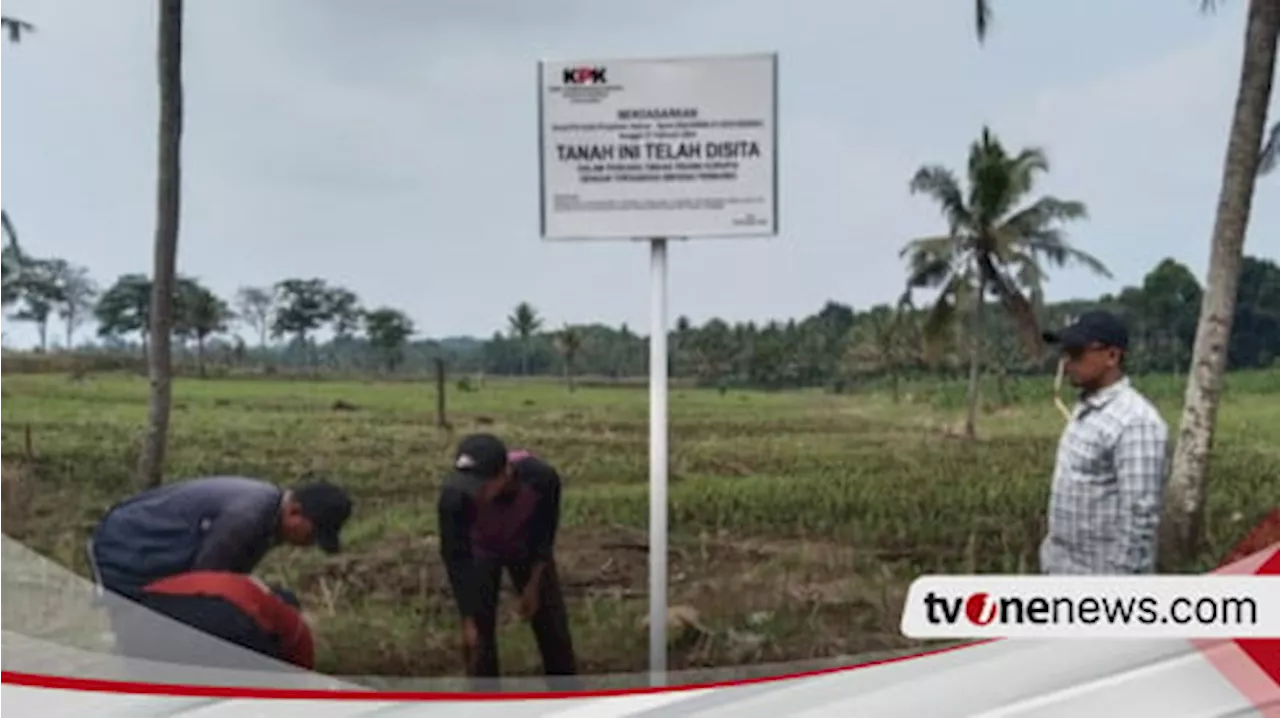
[2,0,1278,349]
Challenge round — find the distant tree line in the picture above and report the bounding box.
[3,253,1277,390]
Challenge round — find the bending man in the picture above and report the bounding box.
[89,475,354,599]
[437,433,577,684]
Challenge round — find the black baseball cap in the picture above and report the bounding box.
[1042,310,1129,352]
[453,433,509,480]
[292,480,352,554]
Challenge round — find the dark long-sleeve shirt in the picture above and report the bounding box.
[437,452,562,618]
[90,476,283,597]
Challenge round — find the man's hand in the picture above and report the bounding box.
[460,617,480,673]
[519,563,546,620]
[518,582,540,620]
[461,617,479,649]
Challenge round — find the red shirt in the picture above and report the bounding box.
[144,571,315,669]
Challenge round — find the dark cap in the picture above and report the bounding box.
[453,433,509,480]
[292,480,352,554]
[1042,310,1129,352]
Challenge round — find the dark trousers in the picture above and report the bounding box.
[468,557,578,686]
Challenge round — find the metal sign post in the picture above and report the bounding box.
[647,236,670,682]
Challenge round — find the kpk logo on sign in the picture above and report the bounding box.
[563,66,607,85]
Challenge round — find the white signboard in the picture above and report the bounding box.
[537,53,778,240]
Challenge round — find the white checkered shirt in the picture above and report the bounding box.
[1040,377,1170,575]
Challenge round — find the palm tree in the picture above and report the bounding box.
[901,127,1109,439]
[556,325,584,392]
[1,16,34,43]
[507,302,543,376]
[137,0,185,489]
[846,303,921,403]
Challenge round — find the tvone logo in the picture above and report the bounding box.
[965,592,998,626]
[563,66,607,85]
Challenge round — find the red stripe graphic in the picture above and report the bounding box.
[1193,508,1280,714]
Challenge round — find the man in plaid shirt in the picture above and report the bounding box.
[1040,310,1170,574]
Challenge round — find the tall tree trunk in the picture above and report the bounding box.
[965,277,986,440]
[136,0,184,490]
[65,316,74,351]
[37,319,47,353]
[196,334,205,378]
[1162,0,1278,569]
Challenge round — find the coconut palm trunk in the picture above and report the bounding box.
[1162,0,1279,567]
[137,0,185,489]
[965,276,985,439]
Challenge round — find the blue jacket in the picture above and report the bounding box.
[89,476,283,598]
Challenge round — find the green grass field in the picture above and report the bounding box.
[2,369,1277,676]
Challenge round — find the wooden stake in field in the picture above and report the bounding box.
[434,357,450,430]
